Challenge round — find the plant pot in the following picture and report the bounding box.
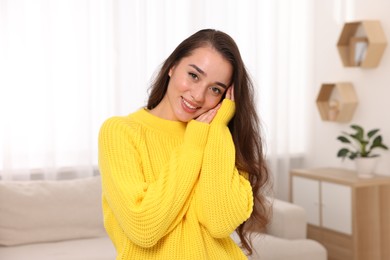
[355,157,378,178]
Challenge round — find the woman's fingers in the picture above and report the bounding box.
[196,103,221,123]
[230,85,235,101]
[225,87,231,100]
[225,85,234,101]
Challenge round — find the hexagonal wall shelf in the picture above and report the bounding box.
[337,20,387,68]
[316,82,358,122]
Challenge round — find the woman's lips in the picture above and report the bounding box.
[181,97,200,112]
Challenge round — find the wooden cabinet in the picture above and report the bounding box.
[290,168,390,260]
[293,177,352,234]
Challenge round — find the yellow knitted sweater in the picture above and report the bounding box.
[98,99,254,259]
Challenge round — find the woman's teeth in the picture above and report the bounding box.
[183,98,198,110]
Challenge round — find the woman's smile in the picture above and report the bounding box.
[181,97,201,112]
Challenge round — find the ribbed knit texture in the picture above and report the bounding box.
[98,99,254,259]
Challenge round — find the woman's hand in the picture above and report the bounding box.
[225,85,234,101]
[196,85,234,124]
[196,103,221,123]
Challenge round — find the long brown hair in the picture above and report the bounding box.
[147,29,270,255]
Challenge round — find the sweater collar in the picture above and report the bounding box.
[132,108,187,136]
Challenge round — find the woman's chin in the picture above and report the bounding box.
[175,110,198,122]
[177,115,195,123]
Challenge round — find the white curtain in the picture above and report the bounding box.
[0,0,312,200]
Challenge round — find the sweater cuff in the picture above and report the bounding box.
[212,99,235,125]
[184,120,210,149]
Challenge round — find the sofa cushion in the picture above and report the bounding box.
[0,176,106,246]
[249,234,327,260]
[266,198,307,239]
[231,232,327,260]
[0,236,116,260]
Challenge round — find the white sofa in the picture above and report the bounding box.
[0,176,326,260]
[239,199,328,260]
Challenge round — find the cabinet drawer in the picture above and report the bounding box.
[322,181,352,235]
[292,176,320,225]
[292,176,352,234]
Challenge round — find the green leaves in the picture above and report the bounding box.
[368,129,380,138]
[336,124,388,161]
[350,124,364,142]
[370,136,389,151]
[337,136,351,143]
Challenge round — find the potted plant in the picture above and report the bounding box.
[337,124,388,178]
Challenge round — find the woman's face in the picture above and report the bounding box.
[152,46,233,122]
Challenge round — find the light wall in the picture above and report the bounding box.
[306,0,390,176]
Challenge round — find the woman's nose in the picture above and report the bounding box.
[190,86,206,103]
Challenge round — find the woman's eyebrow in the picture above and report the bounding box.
[189,64,206,76]
[189,64,228,89]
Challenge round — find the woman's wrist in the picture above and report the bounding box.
[212,99,235,125]
[184,120,210,148]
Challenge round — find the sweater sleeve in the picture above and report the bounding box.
[195,99,254,238]
[98,117,209,248]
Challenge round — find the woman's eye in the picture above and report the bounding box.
[210,87,222,95]
[188,72,198,80]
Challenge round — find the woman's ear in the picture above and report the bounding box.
[168,65,175,77]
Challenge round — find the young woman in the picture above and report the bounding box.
[98,29,270,259]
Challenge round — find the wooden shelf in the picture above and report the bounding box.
[337,20,387,68]
[316,82,358,123]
